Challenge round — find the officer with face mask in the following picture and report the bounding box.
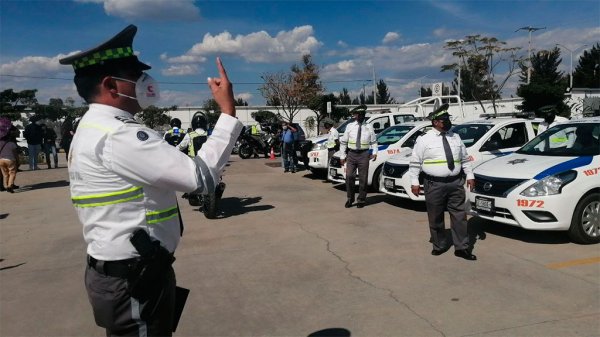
[408,104,476,261]
[59,25,242,335]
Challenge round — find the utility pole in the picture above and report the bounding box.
[372,65,377,105]
[556,44,588,89]
[516,26,546,84]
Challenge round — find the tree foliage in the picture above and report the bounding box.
[260,54,323,123]
[0,89,38,120]
[337,88,352,105]
[376,79,396,104]
[137,105,176,129]
[251,110,279,124]
[573,43,600,88]
[441,35,522,113]
[234,97,248,106]
[516,48,569,116]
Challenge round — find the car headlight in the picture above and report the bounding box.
[520,170,577,197]
[312,142,327,150]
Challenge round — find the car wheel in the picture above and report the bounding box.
[370,166,382,192]
[202,192,218,219]
[238,144,253,159]
[568,193,600,244]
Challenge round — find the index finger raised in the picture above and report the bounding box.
[216,57,229,81]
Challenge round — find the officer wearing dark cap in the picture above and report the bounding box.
[339,105,377,208]
[408,104,476,260]
[323,117,339,159]
[60,25,242,335]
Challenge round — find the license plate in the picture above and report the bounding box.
[309,152,319,158]
[329,168,336,177]
[475,196,494,212]
[384,178,394,189]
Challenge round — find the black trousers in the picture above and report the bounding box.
[85,264,176,336]
[423,177,469,251]
[345,150,370,202]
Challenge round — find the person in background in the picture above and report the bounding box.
[0,118,20,193]
[23,116,43,170]
[408,104,476,261]
[339,105,377,208]
[41,124,59,169]
[281,121,297,173]
[60,118,74,161]
[323,118,339,160]
[163,118,186,147]
[178,113,208,157]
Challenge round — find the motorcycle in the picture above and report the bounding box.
[238,128,281,159]
[183,178,226,219]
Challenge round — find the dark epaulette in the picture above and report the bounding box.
[114,116,140,125]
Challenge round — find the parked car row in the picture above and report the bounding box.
[306,115,600,244]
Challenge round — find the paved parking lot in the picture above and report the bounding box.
[1,155,599,336]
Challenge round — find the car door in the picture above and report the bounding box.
[369,116,390,135]
[478,122,528,164]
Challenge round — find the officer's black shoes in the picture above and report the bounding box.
[284,169,289,173]
[291,169,296,173]
[356,202,365,208]
[454,249,477,261]
[344,199,354,208]
[431,246,450,256]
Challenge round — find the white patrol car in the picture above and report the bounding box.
[381,117,538,201]
[469,117,600,244]
[307,112,416,173]
[327,121,432,191]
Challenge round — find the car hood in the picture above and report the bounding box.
[307,135,328,144]
[474,154,594,180]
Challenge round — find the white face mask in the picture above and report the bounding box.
[113,72,160,109]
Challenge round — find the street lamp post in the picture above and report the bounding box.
[556,43,588,89]
[516,26,546,84]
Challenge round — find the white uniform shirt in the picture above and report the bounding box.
[408,128,474,186]
[69,104,242,260]
[537,121,557,134]
[326,127,339,149]
[177,128,208,152]
[339,121,377,160]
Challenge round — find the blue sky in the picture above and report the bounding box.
[1,0,598,108]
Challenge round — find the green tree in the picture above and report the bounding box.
[137,105,175,129]
[376,79,396,104]
[260,54,323,123]
[234,97,248,106]
[0,89,38,120]
[307,93,340,135]
[442,35,522,113]
[338,88,352,105]
[573,43,600,88]
[200,98,222,127]
[251,110,279,124]
[517,48,569,116]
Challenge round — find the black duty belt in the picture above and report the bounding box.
[87,255,140,278]
[423,173,462,183]
[348,149,368,153]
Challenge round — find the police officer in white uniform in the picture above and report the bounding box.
[59,25,243,335]
[340,105,377,208]
[408,104,476,261]
[323,118,339,159]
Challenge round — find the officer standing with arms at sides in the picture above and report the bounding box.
[59,25,243,335]
[178,113,208,157]
[164,117,186,147]
[339,105,377,208]
[323,118,339,160]
[408,104,476,261]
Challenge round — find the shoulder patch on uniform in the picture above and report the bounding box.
[137,131,149,141]
[114,116,140,125]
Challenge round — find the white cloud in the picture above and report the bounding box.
[337,40,348,48]
[165,26,323,64]
[382,32,400,44]
[76,0,200,21]
[0,54,73,76]
[236,92,253,102]
[161,64,201,76]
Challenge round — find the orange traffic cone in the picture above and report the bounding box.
[269,147,275,160]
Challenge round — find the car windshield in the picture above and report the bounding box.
[336,118,354,134]
[376,125,415,145]
[517,122,600,156]
[452,124,493,148]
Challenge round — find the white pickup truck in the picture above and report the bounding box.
[469,117,600,244]
[381,117,539,201]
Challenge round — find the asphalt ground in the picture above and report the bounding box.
[1,154,599,337]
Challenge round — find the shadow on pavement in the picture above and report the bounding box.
[0,213,8,219]
[468,217,570,245]
[0,262,26,271]
[198,196,274,219]
[16,180,70,192]
[307,328,351,337]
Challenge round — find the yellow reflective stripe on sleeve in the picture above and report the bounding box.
[146,206,179,224]
[77,123,114,133]
[72,186,143,208]
[424,159,461,165]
